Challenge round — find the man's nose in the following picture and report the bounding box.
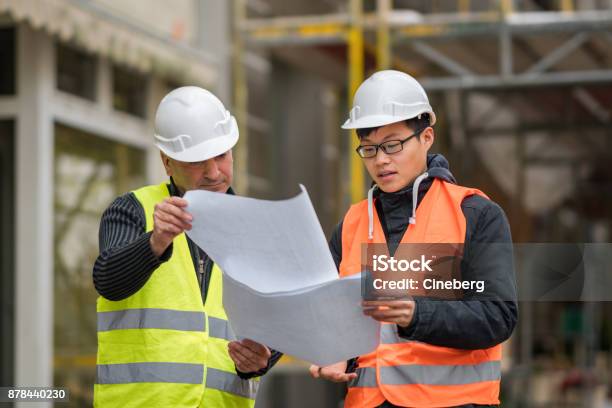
[374,147,391,165]
[201,159,220,178]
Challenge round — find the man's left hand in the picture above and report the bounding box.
[362,300,415,328]
[228,339,271,373]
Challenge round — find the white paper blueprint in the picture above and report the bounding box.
[184,186,380,366]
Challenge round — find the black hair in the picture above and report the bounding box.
[356,113,431,139]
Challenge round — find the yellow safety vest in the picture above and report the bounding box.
[94,182,258,408]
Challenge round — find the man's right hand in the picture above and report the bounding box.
[150,196,192,258]
[309,361,357,383]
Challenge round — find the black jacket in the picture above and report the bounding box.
[329,154,518,408]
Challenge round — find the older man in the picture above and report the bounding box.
[93,87,280,407]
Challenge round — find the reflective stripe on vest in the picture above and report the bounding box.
[98,308,206,332]
[97,362,204,384]
[208,316,237,341]
[381,362,501,386]
[349,362,501,388]
[349,367,378,388]
[97,309,236,340]
[340,179,501,407]
[205,368,259,399]
[96,365,258,400]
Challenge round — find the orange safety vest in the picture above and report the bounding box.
[340,179,502,408]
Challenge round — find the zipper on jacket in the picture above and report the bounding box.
[198,258,205,287]
[187,235,210,303]
[201,257,211,304]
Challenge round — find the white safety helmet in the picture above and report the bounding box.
[342,70,436,130]
[154,86,238,162]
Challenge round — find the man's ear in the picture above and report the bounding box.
[160,151,172,176]
[422,127,435,151]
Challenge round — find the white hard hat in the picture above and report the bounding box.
[154,86,238,162]
[342,70,436,130]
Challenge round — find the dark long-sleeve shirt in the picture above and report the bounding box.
[93,179,282,378]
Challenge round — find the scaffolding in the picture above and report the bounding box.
[233,1,612,406]
[233,0,612,200]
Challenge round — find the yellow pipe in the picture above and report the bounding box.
[347,4,365,203]
[251,23,345,40]
[560,0,574,12]
[399,24,447,38]
[348,27,365,203]
[298,23,345,37]
[376,0,391,71]
[365,40,423,77]
[459,0,471,14]
[500,0,514,15]
[233,0,249,194]
[54,354,97,368]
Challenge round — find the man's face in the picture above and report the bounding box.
[161,150,234,194]
[359,121,433,193]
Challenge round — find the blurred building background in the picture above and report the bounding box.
[1,0,612,407]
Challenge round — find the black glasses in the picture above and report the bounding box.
[355,128,425,158]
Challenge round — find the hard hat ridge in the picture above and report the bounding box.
[342,70,436,130]
[154,86,239,162]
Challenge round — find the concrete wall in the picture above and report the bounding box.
[92,0,198,43]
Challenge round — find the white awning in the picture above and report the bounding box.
[0,0,218,86]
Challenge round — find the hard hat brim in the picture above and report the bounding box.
[156,124,239,163]
[341,111,436,130]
